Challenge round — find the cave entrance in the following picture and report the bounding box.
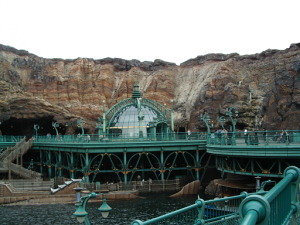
[178,127,186,132]
[0,116,67,137]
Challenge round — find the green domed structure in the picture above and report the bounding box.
[101,83,174,139]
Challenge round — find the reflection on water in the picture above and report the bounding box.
[0,194,198,225]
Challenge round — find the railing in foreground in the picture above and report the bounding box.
[131,166,300,225]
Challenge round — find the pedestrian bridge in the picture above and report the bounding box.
[0,130,300,182]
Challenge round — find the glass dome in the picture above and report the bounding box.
[108,105,161,137]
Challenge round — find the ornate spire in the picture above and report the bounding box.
[132,82,141,99]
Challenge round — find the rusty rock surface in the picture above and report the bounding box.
[0,43,299,133]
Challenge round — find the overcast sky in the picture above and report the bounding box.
[0,0,299,65]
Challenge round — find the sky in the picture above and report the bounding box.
[0,0,299,65]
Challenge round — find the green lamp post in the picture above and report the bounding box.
[200,112,214,134]
[77,119,85,135]
[225,107,239,145]
[52,122,59,136]
[225,107,238,132]
[33,124,40,138]
[73,192,112,224]
[200,112,215,144]
[217,116,226,130]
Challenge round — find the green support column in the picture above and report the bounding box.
[85,153,90,183]
[137,98,144,139]
[138,113,144,138]
[171,110,174,132]
[70,152,74,179]
[58,151,62,177]
[48,151,52,178]
[103,113,106,136]
[160,151,165,181]
[195,150,200,180]
[152,127,156,140]
[40,150,43,174]
[123,152,128,184]
[102,100,106,136]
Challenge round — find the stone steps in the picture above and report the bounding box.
[0,138,42,179]
[0,194,76,205]
[8,179,54,191]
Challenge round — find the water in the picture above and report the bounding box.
[0,194,198,225]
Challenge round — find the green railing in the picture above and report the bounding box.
[131,192,268,225]
[239,166,300,225]
[131,166,300,225]
[32,132,207,144]
[1,130,299,146]
[0,135,25,143]
[208,130,300,146]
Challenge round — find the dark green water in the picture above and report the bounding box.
[0,194,198,225]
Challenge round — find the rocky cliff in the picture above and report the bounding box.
[0,43,299,135]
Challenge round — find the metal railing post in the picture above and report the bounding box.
[239,166,300,225]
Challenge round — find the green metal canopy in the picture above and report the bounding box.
[104,84,174,138]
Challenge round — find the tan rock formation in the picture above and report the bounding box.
[0,43,299,134]
[170,180,201,197]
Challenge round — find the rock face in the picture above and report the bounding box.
[0,43,299,134]
[170,180,201,197]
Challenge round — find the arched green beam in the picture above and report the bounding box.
[215,156,289,178]
[105,98,135,121]
[198,152,209,167]
[78,153,88,174]
[164,151,197,180]
[105,98,171,133]
[127,152,161,182]
[142,98,172,121]
[89,153,124,170]
[66,152,76,170]
[127,152,161,172]
[164,151,179,168]
[88,153,124,182]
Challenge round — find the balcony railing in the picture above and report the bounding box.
[31,132,207,144]
[207,130,300,146]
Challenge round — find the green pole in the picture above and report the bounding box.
[160,151,165,182]
[58,152,62,177]
[124,152,128,184]
[70,152,74,179]
[48,151,52,178]
[102,113,106,136]
[196,150,199,180]
[171,110,174,132]
[85,153,90,183]
[40,150,43,174]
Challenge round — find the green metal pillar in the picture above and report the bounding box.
[138,113,144,138]
[85,153,90,183]
[160,151,165,181]
[137,98,144,139]
[171,110,174,132]
[48,151,52,178]
[123,152,128,184]
[102,113,106,136]
[70,152,74,179]
[58,151,62,177]
[195,150,200,180]
[40,150,43,174]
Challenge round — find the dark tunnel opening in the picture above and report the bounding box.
[0,116,68,137]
